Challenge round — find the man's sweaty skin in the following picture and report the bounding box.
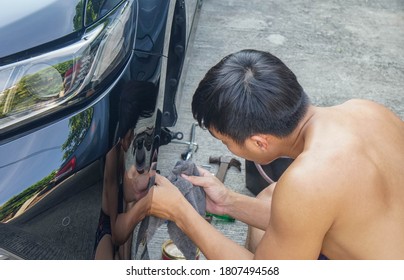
[146,99,404,259]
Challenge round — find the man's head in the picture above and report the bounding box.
[192,49,309,146]
[117,80,158,151]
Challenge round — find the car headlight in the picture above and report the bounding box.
[0,1,134,131]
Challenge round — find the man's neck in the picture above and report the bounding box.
[283,105,317,159]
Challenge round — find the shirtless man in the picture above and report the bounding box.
[144,49,404,259]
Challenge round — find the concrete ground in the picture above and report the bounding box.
[141,0,404,259]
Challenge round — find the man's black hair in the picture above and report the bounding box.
[192,49,309,145]
[117,80,158,139]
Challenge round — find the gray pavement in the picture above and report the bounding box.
[145,0,404,259]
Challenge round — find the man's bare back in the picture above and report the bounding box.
[293,99,404,259]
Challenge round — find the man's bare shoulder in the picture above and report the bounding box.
[273,154,345,219]
[277,154,346,196]
[343,99,403,122]
[343,98,386,108]
[267,155,341,256]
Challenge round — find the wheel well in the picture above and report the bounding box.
[161,0,187,127]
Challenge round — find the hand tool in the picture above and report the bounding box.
[206,155,242,222]
[209,155,241,182]
[170,122,199,160]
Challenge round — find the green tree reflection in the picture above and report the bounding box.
[62,107,93,160]
[0,171,57,222]
[0,60,73,118]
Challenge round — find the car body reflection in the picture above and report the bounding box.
[94,81,158,260]
[0,107,94,224]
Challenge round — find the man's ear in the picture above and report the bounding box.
[250,134,270,151]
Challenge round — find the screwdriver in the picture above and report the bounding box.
[205,211,235,222]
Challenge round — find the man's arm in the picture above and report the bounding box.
[224,183,276,230]
[219,190,270,230]
[254,166,338,259]
[149,177,254,259]
[150,167,337,260]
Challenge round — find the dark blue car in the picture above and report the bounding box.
[0,0,202,259]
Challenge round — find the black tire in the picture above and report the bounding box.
[245,158,293,196]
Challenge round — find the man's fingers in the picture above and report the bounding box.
[196,166,215,177]
[181,173,215,188]
[154,167,216,188]
[181,173,201,185]
[154,173,170,186]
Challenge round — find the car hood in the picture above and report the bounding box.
[0,0,83,59]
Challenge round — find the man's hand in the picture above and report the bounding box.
[181,166,232,216]
[147,174,189,222]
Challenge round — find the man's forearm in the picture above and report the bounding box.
[175,201,254,259]
[224,191,271,230]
